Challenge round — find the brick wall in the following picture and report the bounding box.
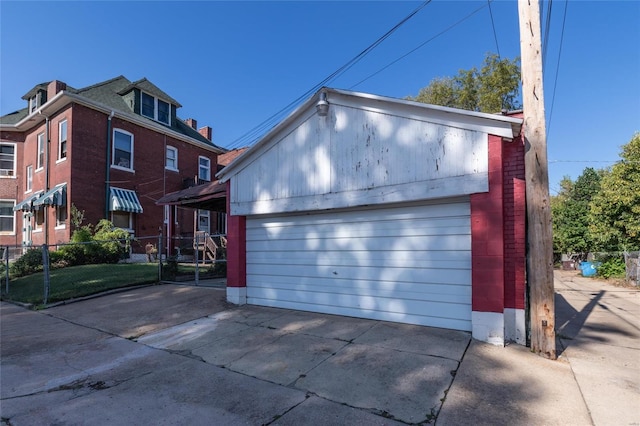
[471,134,505,313]
[503,131,526,310]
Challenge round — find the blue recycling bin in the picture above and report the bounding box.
[580,261,598,277]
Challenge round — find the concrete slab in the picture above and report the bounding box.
[555,270,640,426]
[273,395,406,425]
[261,310,376,341]
[136,315,251,351]
[191,325,283,366]
[46,284,228,338]
[3,352,307,426]
[297,343,459,424]
[354,321,470,360]
[227,333,348,385]
[437,340,592,426]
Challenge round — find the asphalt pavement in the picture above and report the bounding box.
[1,271,638,425]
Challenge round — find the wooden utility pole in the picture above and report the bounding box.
[518,0,556,359]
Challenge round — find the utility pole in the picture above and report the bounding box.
[518,0,556,359]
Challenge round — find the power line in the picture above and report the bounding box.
[224,1,432,149]
[547,0,568,137]
[542,0,553,69]
[487,0,501,58]
[350,2,488,90]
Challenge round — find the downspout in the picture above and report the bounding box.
[38,111,50,245]
[105,111,114,219]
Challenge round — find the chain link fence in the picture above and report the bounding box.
[0,232,227,306]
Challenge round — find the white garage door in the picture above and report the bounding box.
[245,198,472,331]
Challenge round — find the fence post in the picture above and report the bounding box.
[157,228,163,282]
[4,246,9,294]
[42,244,50,305]
[195,233,200,286]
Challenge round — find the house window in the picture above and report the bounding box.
[33,209,44,232]
[112,129,133,170]
[198,156,211,182]
[165,146,178,171]
[56,205,67,228]
[111,211,132,230]
[0,144,15,177]
[141,92,170,125]
[29,96,38,113]
[0,200,15,234]
[37,133,45,170]
[163,205,169,224]
[216,212,227,234]
[58,120,68,160]
[26,165,33,192]
[198,210,210,234]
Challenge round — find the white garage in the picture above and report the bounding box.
[246,199,472,331]
[218,88,525,344]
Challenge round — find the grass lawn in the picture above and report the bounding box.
[0,263,159,306]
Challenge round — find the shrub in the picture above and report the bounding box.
[10,248,44,277]
[596,256,626,279]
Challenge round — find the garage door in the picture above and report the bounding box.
[245,198,472,331]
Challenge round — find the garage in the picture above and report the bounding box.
[246,199,472,331]
[218,88,525,345]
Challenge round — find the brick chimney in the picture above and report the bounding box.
[185,118,198,130]
[47,80,67,100]
[198,126,212,141]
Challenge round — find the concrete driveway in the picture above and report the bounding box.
[1,284,469,425]
[2,271,637,425]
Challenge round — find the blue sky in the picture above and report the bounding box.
[1,1,638,193]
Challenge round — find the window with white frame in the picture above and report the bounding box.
[141,92,170,125]
[163,205,169,224]
[197,209,210,233]
[26,165,33,192]
[165,146,178,171]
[198,156,211,182]
[56,205,67,228]
[37,133,45,170]
[0,144,15,177]
[112,129,133,170]
[111,211,133,230]
[0,200,15,234]
[29,96,38,113]
[58,120,68,160]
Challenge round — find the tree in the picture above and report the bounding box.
[407,53,521,113]
[590,133,640,251]
[551,168,602,255]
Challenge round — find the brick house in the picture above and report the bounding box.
[0,76,225,257]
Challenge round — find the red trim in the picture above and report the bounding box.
[471,135,505,313]
[225,181,246,288]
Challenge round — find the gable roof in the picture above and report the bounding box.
[1,76,224,153]
[217,87,523,182]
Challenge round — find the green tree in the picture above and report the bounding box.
[408,53,521,113]
[551,168,602,255]
[590,133,640,251]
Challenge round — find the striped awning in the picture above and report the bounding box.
[13,191,44,212]
[33,184,67,208]
[110,187,143,213]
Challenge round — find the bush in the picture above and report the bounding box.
[10,248,44,278]
[596,256,626,279]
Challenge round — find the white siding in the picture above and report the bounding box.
[246,199,472,331]
[230,104,487,216]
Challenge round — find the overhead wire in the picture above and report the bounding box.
[542,0,554,69]
[547,0,569,137]
[350,2,489,90]
[224,1,432,149]
[487,0,501,58]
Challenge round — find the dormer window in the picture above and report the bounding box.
[29,96,38,113]
[141,92,170,125]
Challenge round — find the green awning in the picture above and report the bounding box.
[110,187,143,213]
[13,191,44,211]
[33,184,67,207]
